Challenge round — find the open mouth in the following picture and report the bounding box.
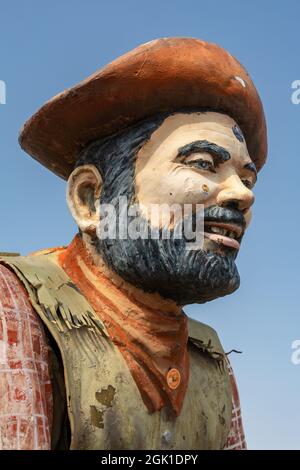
[204,221,243,250]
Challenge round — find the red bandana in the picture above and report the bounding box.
[58,235,190,416]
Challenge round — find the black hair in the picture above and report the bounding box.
[76,112,168,205]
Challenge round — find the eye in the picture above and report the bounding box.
[183,155,216,173]
[193,159,214,171]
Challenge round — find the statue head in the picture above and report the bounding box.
[66,110,255,305]
[19,38,267,305]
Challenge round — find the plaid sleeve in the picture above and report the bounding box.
[223,354,247,450]
[0,263,53,450]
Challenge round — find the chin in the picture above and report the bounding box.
[193,270,241,304]
[145,249,241,306]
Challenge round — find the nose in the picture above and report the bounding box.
[216,175,255,213]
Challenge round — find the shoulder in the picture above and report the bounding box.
[0,262,30,306]
[0,260,45,349]
[188,316,225,360]
[0,260,44,341]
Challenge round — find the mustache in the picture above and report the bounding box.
[204,205,246,230]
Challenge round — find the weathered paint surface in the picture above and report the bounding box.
[19,38,267,180]
[0,264,52,450]
[0,261,246,449]
[224,356,247,450]
[96,385,116,408]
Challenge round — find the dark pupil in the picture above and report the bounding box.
[197,160,210,169]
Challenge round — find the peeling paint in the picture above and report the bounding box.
[90,405,104,429]
[95,385,116,408]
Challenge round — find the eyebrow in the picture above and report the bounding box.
[244,162,257,183]
[177,140,231,164]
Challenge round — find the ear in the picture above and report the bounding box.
[67,165,102,236]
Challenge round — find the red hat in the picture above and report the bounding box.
[19,37,267,180]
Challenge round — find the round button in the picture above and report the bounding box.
[166,368,181,390]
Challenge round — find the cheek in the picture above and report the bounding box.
[136,164,220,225]
[165,167,220,206]
[137,164,220,207]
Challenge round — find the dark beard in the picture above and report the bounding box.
[93,204,241,305]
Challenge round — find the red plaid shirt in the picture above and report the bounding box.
[0,263,246,450]
[223,355,247,449]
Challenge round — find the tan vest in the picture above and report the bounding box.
[0,252,233,450]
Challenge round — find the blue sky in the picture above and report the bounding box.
[0,0,299,449]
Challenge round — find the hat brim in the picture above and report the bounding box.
[19,37,267,180]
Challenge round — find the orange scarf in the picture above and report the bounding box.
[58,235,189,416]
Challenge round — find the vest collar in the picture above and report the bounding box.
[58,235,190,416]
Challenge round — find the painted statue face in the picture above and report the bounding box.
[69,111,257,305]
[135,112,255,253]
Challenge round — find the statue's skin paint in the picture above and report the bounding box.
[135,112,255,234]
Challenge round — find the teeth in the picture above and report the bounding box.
[207,226,238,240]
[210,226,223,234]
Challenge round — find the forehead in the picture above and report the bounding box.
[137,111,250,164]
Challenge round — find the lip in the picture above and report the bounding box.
[204,221,244,250]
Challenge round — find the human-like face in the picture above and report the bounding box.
[135,112,256,253]
[69,111,257,305]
